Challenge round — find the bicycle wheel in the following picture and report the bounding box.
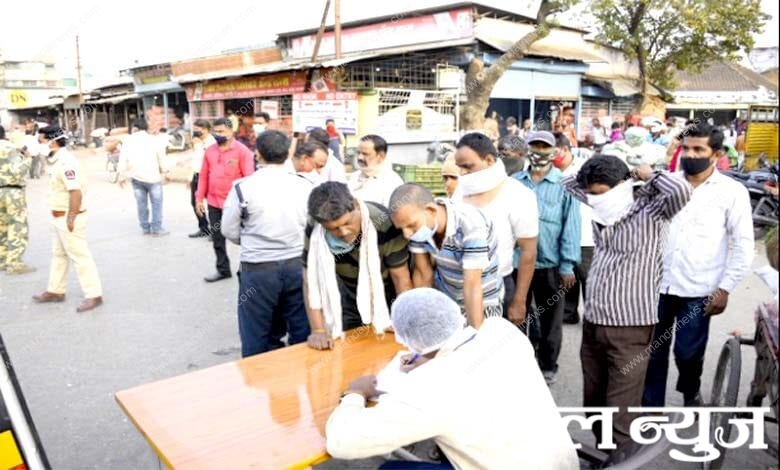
[703,337,742,470]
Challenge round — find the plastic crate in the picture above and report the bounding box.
[393,163,447,196]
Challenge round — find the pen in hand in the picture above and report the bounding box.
[403,353,420,366]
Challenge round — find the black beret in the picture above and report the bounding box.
[39,125,67,141]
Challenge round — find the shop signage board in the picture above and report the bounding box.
[7,90,29,109]
[189,73,308,101]
[292,92,359,134]
[288,8,474,59]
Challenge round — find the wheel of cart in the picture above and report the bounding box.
[576,412,684,469]
[742,303,780,460]
[703,336,742,470]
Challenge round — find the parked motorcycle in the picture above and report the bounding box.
[165,127,189,153]
[723,154,779,227]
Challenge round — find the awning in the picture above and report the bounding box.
[475,18,607,63]
[666,103,752,110]
[88,93,140,105]
[6,97,63,110]
[583,75,663,98]
[174,38,474,84]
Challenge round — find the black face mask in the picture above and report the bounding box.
[681,157,712,176]
[192,131,203,138]
[213,134,228,145]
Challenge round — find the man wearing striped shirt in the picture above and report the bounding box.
[514,131,581,385]
[389,183,503,328]
[563,156,692,446]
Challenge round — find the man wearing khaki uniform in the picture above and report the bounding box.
[33,126,103,312]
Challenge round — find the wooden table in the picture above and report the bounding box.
[116,328,403,469]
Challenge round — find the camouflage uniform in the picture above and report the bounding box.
[0,139,33,272]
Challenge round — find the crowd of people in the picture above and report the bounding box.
[0,109,771,467]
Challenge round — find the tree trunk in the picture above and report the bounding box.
[460,26,549,131]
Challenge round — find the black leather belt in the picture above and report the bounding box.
[240,257,302,272]
[0,185,23,189]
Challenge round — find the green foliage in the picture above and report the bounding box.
[592,0,769,92]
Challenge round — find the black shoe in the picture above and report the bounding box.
[204,272,232,283]
[189,230,208,238]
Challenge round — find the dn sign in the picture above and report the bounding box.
[9,90,29,108]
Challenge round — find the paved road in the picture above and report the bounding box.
[1,149,777,469]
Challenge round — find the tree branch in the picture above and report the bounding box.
[479,25,550,91]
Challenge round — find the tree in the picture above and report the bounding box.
[461,0,577,130]
[592,0,768,113]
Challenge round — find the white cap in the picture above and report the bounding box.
[391,288,464,355]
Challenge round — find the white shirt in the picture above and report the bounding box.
[221,165,313,263]
[662,170,755,297]
[118,131,165,184]
[21,135,46,157]
[591,125,608,145]
[457,178,539,277]
[347,164,404,208]
[323,149,347,183]
[326,317,579,469]
[561,157,595,247]
[192,135,217,174]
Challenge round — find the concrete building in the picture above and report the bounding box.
[0,55,71,127]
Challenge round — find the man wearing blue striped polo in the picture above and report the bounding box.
[514,130,581,385]
[389,183,503,329]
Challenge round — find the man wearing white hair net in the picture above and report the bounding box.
[326,288,578,469]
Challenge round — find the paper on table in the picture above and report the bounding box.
[374,351,412,397]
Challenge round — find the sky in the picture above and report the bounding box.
[1,0,777,87]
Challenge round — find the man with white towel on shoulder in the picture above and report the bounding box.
[303,181,412,349]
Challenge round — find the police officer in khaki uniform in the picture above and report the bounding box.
[32,126,103,312]
[0,125,36,274]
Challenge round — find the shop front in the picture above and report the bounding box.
[185,71,319,137]
[130,64,187,132]
[489,61,586,133]
[1,88,62,126]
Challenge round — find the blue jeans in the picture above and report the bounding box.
[643,294,711,406]
[237,258,310,357]
[131,179,163,233]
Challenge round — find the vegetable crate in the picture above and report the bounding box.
[392,164,447,196]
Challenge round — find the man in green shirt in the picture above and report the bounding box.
[303,182,412,349]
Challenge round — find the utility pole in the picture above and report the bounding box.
[310,0,332,64]
[335,0,342,59]
[75,35,85,135]
[306,0,332,92]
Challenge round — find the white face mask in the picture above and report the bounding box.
[457,159,506,196]
[253,124,265,134]
[587,180,635,226]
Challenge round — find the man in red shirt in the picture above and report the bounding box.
[196,118,255,282]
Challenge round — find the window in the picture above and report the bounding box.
[191,101,224,123]
[46,80,59,87]
[339,52,446,91]
[22,80,37,87]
